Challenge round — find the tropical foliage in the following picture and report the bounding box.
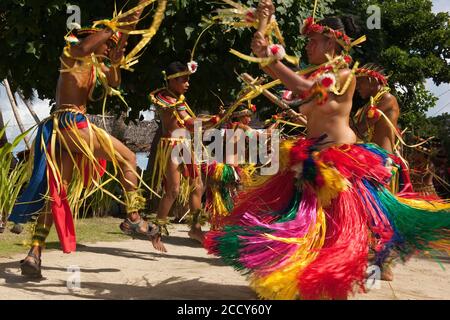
[0,126,30,223]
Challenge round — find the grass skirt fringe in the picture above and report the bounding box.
[204,139,450,299]
[202,162,254,229]
[9,109,145,253]
[150,137,195,206]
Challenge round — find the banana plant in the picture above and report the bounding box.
[0,126,32,223]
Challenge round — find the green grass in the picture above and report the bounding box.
[0,217,129,258]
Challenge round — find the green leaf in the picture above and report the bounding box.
[184,26,195,40]
[25,41,36,55]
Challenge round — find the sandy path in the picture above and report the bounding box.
[0,224,448,300]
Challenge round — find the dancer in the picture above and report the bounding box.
[354,67,399,153]
[354,66,414,195]
[408,142,440,198]
[149,60,223,251]
[203,103,260,229]
[205,0,450,300]
[10,0,164,278]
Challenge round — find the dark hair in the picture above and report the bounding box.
[72,29,95,40]
[319,16,361,38]
[165,61,188,77]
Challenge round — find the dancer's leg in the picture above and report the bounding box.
[59,127,138,190]
[188,175,206,244]
[151,159,181,252]
[21,150,73,277]
[59,127,164,250]
[156,158,181,221]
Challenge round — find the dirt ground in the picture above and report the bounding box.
[0,224,448,300]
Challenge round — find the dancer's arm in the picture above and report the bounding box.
[68,0,147,59]
[252,32,314,93]
[373,94,400,152]
[104,0,148,86]
[252,0,312,90]
[176,108,224,132]
[102,62,122,88]
[69,29,115,58]
[111,0,148,59]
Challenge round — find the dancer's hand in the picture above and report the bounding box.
[109,41,127,65]
[257,0,275,22]
[218,105,226,118]
[283,109,301,121]
[251,32,268,58]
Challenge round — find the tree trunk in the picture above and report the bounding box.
[18,92,40,124]
[3,79,30,149]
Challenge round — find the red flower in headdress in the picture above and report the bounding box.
[311,24,324,33]
[342,35,351,44]
[187,61,198,73]
[358,68,388,86]
[301,17,314,34]
[249,104,257,112]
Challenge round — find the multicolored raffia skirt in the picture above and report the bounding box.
[204,137,450,300]
[202,162,254,230]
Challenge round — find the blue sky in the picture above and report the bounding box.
[1,0,449,144]
[433,0,450,13]
[425,0,450,117]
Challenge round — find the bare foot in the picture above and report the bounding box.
[188,228,206,245]
[381,266,394,281]
[120,217,168,253]
[151,234,167,253]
